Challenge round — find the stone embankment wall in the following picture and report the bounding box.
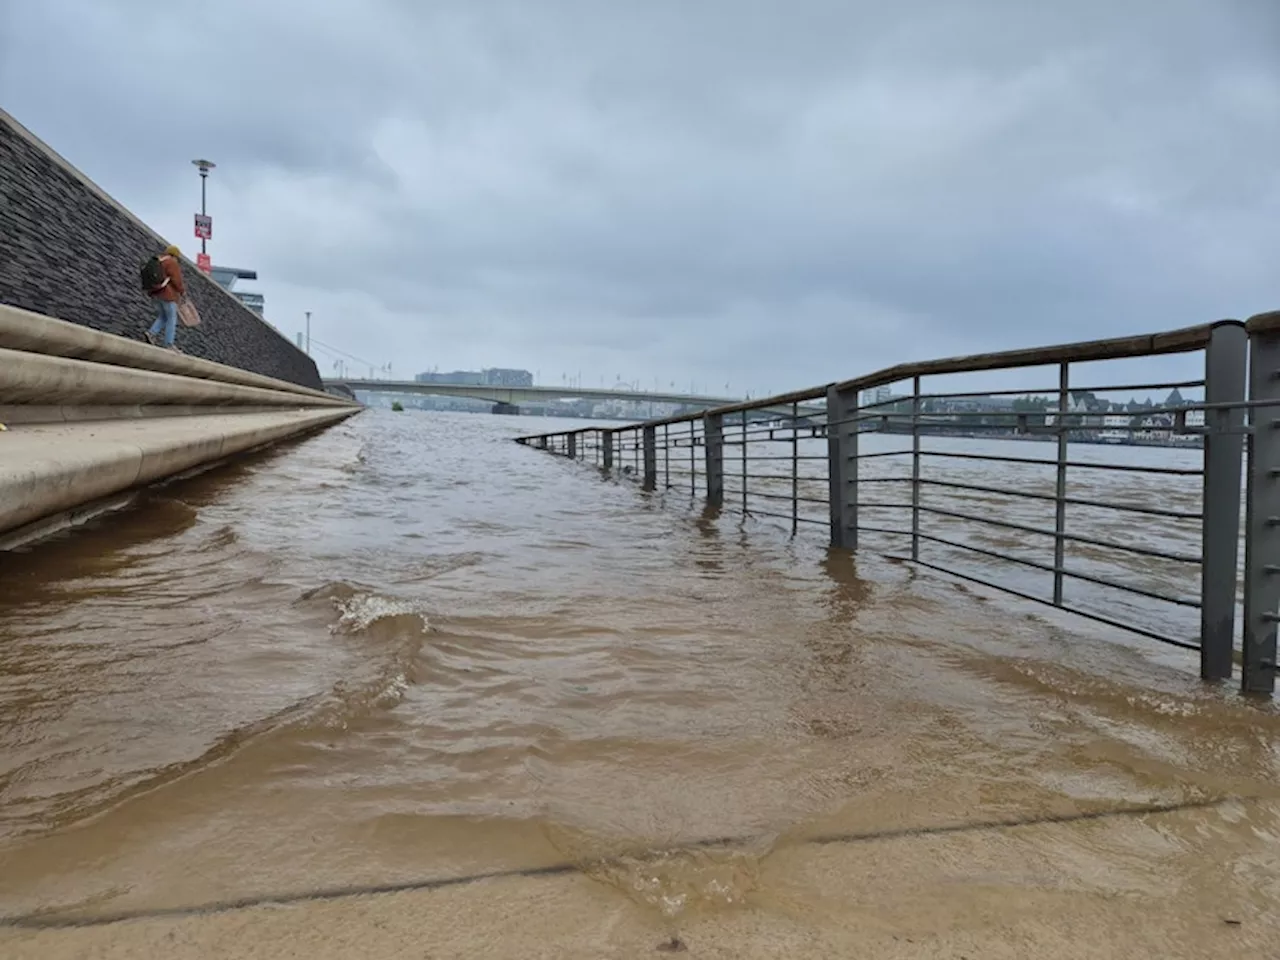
[0,109,322,390]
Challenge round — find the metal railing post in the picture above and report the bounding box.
[567,433,577,459]
[642,425,658,491]
[1053,362,1069,605]
[689,421,696,496]
[791,401,799,535]
[705,412,724,505]
[664,424,670,489]
[911,375,921,561]
[1201,320,1247,681]
[1243,321,1279,693]
[602,430,614,471]
[826,384,859,549]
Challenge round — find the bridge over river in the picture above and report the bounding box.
[325,378,827,422]
[5,314,1280,959]
[325,378,741,410]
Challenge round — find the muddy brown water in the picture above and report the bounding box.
[1,410,1278,944]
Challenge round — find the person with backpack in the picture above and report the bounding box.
[141,245,186,350]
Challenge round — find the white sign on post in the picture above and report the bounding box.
[194,214,212,240]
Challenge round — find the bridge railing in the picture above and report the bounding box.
[517,313,1280,694]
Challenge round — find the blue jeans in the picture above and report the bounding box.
[149,300,177,345]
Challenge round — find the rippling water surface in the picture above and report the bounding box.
[2,410,1279,939]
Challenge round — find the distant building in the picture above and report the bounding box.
[860,384,894,408]
[483,368,534,387]
[233,291,264,315]
[415,370,485,385]
[414,368,533,387]
[210,265,265,317]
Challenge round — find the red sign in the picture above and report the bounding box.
[194,213,212,240]
[196,252,212,273]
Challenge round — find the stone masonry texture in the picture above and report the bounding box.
[0,114,322,390]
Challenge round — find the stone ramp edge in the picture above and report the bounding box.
[0,303,354,404]
[0,347,354,411]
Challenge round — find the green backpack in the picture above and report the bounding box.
[140,255,167,292]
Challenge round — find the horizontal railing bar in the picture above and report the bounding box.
[868,525,1200,607]
[852,449,913,461]
[843,457,1192,485]
[737,472,827,482]
[856,523,913,537]
[832,323,1214,393]
[890,556,1200,651]
[733,478,829,488]
[719,453,829,460]
[741,490,830,505]
[909,502,1202,564]
[1066,378,1206,395]
[849,396,1271,424]
[908,386,1070,403]
[916,478,1203,520]
[909,378,1207,405]
[744,507,827,525]
[640,388,830,430]
[818,400,1257,438]
[675,429,828,446]
[914,450,1203,476]
[728,420,829,433]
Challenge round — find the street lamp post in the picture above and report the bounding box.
[191,159,216,257]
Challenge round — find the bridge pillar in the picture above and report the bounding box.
[642,426,657,490]
[492,401,520,415]
[704,412,724,505]
[537,436,547,450]
[602,430,614,470]
[826,384,859,549]
[567,433,577,459]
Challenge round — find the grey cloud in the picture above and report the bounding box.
[2,0,1278,393]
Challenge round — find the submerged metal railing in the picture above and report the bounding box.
[518,311,1280,695]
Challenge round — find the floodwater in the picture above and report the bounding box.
[649,425,1216,648]
[2,410,1279,954]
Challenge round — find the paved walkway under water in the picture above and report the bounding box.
[4,795,1279,958]
[1,411,1278,958]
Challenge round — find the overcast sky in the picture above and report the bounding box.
[3,0,1277,396]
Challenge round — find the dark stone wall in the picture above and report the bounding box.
[0,113,322,390]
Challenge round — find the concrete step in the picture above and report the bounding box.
[0,346,353,413]
[0,409,353,547]
[0,303,337,402]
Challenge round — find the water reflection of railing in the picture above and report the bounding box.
[518,311,1280,696]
